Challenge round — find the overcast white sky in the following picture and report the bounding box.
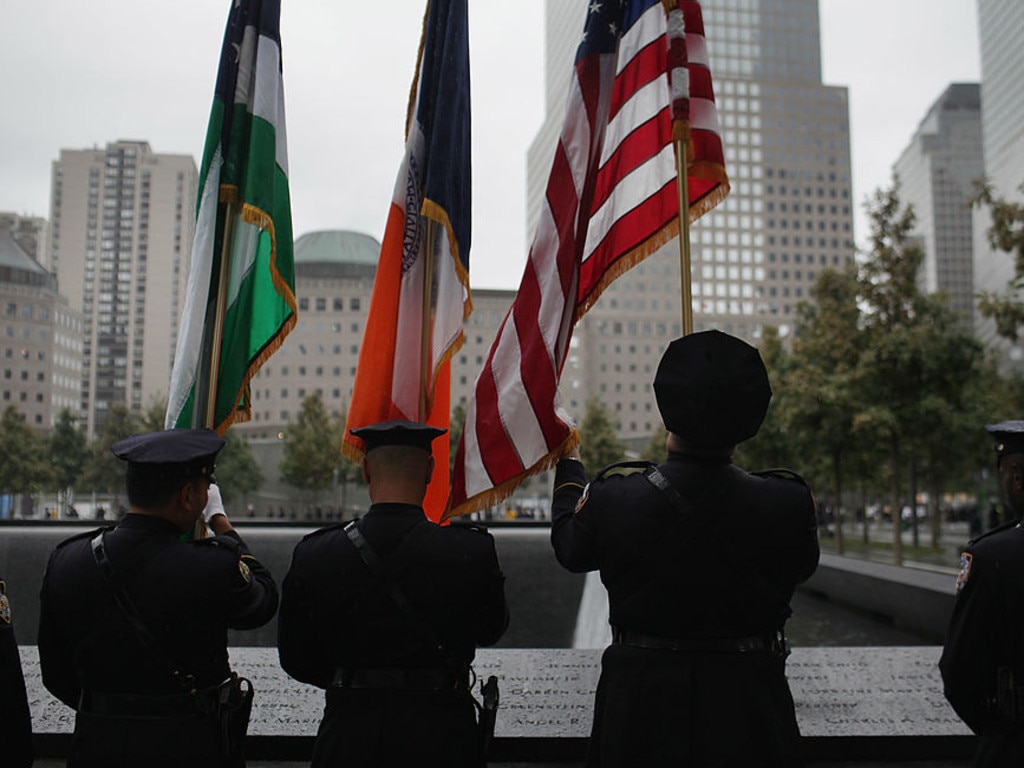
[0,0,980,290]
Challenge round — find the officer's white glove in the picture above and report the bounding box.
[202,483,228,524]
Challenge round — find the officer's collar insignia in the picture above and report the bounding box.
[955,553,973,596]
[0,580,10,625]
[238,560,252,585]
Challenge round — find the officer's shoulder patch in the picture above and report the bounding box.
[574,483,591,514]
[595,460,654,480]
[753,467,810,486]
[955,552,974,595]
[238,559,252,584]
[0,579,10,625]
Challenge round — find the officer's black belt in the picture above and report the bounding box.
[79,688,217,718]
[331,666,466,691]
[613,628,778,653]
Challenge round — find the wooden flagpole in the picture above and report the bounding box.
[673,129,694,337]
[419,218,437,420]
[191,199,236,538]
[194,200,236,430]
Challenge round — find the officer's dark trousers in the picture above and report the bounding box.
[312,686,484,768]
[67,710,223,768]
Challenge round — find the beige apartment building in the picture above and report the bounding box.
[45,140,197,437]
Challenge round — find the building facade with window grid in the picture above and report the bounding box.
[894,83,983,329]
[0,230,83,430]
[972,0,1024,365]
[44,140,197,437]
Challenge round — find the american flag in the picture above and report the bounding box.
[448,0,727,518]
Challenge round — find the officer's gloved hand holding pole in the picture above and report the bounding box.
[202,483,233,536]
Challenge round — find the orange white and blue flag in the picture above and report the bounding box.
[342,0,471,522]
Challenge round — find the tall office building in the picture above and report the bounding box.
[894,83,983,327]
[972,0,1024,363]
[527,0,855,443]
[45,140,197,437]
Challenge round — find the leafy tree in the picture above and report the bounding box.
[48,408,88,515]
[216,428,264,508]
[785,266,863,553]
[972,180,1024,341]
[449,401,467,475]
[579,398,627,471]
[81,404,142,510]
[639,425,669,464]
[853,178,984,561]
[735,327,800,473]
[0,405,51,497]
[141,395,168,432]
[280,393,346,500]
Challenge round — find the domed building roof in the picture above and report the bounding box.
[294,230,380,266]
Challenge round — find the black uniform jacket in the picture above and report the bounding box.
[278,503,508,768]
[1,575,34,768]
[551,453,819,767]
[278,503,508,685]
[38,514,279,709]
[940,520,1024,765]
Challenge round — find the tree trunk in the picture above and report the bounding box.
[862,481,870,545]
[832,448,844,555]
[891,434,903,566]
[929,470,942,549]
[910,453,920,550]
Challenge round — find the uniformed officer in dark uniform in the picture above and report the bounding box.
[38,428,279,768]
[278,419,509,768]
[550,330,820,767]
[940,420,1024,766]
[1,574,34,768]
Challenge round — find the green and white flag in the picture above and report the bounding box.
[166,0,296,432]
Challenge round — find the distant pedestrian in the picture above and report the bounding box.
[550,331,820,767]
[941,420,1024,765]
[1,574,34,768]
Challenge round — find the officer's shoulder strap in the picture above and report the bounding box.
[595,460,655,480]
[301,521,348,541]
[752,467,810,487]
[969,518,1021,545]
[447,520,491,535]
[56,525,112,549]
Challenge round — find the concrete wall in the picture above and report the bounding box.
[802,553,956,643]
[0,523,585,649]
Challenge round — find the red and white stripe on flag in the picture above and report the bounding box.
[448,0,728,518]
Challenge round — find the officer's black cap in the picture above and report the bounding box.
[350,419,446,454]
[111,428,224,482]
[985,420,1024,463]
[654,330,771,450]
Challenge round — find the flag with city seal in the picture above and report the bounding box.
[166,0,296,433]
